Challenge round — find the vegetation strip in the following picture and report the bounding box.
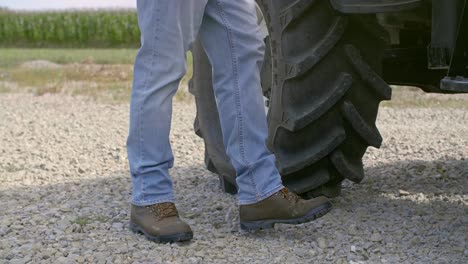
[0,9,140,48]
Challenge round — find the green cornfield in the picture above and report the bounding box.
[0,9,141,48]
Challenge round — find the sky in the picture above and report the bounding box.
[0,0,136,10]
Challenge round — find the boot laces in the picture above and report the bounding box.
[146,202,178,220]
[277,188,300,202]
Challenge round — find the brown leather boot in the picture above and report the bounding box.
[130,202,193,243]
[239,188,332,231]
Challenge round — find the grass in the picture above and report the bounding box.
[93,214,110,223]
[71,216,92,227]
[0,48,137,67]
[1,48,465,108]
[382,86,468,109]
[1,64,134,102]
[71,214,111,226]
[0,48,193,103]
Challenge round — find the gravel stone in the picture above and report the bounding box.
[398,190,410,196]
[317,237,327,249]
[369,233,383,242]
[1,93,467,263]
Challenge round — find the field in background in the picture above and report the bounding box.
[0,48,137,67]
[0,48,466,107]
[0,49,193,103]
[382,86,468,109]
[0,9,140,48]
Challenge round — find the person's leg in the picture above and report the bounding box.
[127,0,207,242]
[128,0,207,206]
[199,0,332,231]
[199,0,283,205]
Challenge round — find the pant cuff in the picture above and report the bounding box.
[238,184,284,205]
[131,196,175,206]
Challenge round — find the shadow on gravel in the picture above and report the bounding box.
[360,158,467,197]
[1,159,466,262]
[330,158,467,261]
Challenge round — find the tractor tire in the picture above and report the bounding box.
[190,39,238,194]
[191,0,392,198]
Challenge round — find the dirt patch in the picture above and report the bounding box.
[20,60,62,69]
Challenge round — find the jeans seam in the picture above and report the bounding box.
[138,3,162,200]
[247,168,258,199]
[214,0,249,167]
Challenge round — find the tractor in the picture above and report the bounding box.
[190,0,468,198]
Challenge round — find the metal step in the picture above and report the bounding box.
[330,0,422,13]
[441,77,468,92]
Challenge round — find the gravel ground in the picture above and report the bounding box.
[0,93,467,264]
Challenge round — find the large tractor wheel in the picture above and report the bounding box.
[191,0,392,198]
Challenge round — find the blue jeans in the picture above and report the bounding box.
[127,0,283,206]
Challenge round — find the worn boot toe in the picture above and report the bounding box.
[130,203,193,243]
[239,188,332,231]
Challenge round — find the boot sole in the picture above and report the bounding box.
[239,202,332,231]
[129,222,193,243]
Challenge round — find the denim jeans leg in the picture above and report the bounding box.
[200,0,284,205]
[127,0,207,206]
